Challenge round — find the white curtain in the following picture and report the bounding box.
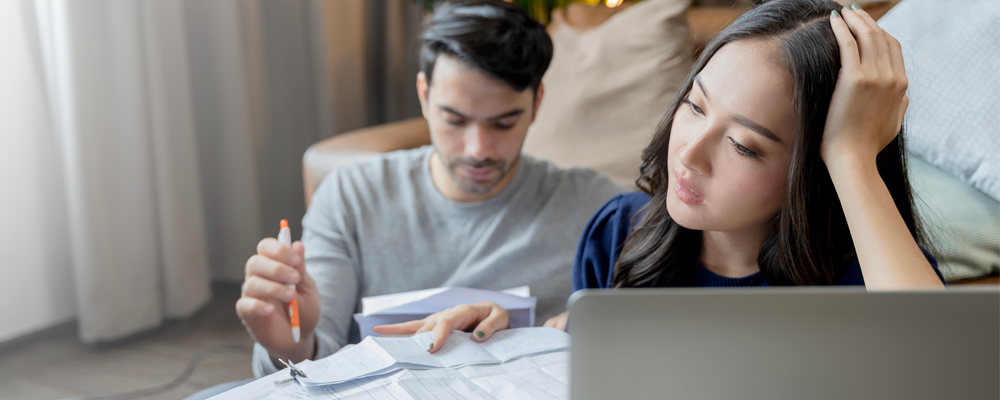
[10,0,421,343]
[29,0,212,343]
[186,0,422,282]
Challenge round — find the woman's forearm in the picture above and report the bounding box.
[826,155,944,289]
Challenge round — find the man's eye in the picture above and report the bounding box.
[446,119,464,126]
[495,121,514,130]
[681,98,704,115]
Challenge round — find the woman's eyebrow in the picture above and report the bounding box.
[694,75,710,101]
[694,74,781,143]
[733,115,781,143]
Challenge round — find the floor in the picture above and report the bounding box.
[0,285,255,400]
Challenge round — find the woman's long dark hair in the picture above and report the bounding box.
[612,0,924,287]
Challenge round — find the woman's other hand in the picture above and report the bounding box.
[821,4,908,169]
[372,302,510,353]
[543,311,569,331]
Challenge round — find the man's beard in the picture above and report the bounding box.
[444,154,519,195]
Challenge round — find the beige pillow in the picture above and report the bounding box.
[524,0,694,187]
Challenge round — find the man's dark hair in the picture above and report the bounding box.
[419,0,553,93]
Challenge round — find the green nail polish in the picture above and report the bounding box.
[851,3,862,10]
[427,342,434,351]
[475,330,485,339]
[831,10,840,18]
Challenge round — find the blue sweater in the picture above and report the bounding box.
[572,192,945,290]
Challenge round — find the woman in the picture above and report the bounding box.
[375,0,946,352]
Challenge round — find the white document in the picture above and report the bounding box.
[211,349,569,400]
[361,286,532,316]
[298,327,569,387]
[207,360,315,400]
[305,351,569,400]
[307,369,494,400]
[354,287,537,340]
[455,351,568,400]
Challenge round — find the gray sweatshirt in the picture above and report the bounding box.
[252,146,627,376]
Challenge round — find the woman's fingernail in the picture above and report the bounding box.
[851,3,862,10]
[475,330,485,339]
[262,303,274,314]
[832,9,840,18]
[285,288,296,300]
[287,271,299,283]
[427,342,434,351]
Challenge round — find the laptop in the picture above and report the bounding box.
[567,287,999,400]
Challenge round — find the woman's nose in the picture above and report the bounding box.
[677,128,713,176]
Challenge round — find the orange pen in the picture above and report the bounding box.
[278,219,301,343]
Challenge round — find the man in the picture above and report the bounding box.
[236,0,627,377]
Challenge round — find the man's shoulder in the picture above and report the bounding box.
[521,154,631,202]
[313,146,431,202]
[337,146,430,178]
[325,146,429,185]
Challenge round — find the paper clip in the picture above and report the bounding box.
[278,358,308,379]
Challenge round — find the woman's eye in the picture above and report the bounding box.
[681,98,704,115]
[728,137,760,159]
[446,119,464,127]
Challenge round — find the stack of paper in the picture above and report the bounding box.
[298,327,568,387]
[304,351,568,400]
[207,360,316,400]
[353,286,536,340]
[212,351,569,400]
[210,327,570,400]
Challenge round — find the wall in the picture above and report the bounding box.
[0,1,77,343]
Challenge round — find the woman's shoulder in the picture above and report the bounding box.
[595,192,651,228]
[572,192,651,291]
[580,192,650,254]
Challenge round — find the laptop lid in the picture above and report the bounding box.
[568,288,999,400]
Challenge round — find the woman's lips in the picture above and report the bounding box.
[673,171,705,205]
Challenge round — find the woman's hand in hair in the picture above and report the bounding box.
[818,5,944,289]
[820,5,908,168]
[372,302,510,353]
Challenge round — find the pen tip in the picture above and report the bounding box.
[280,219,289,229]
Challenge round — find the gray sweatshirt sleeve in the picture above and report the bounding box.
[251,172,361,377]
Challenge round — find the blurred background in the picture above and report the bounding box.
[0,1,645,398]
[2,0,427,398]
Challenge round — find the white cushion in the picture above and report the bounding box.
[878,0,1000,200]
[909,153,999,281]
[523,0,694,187]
